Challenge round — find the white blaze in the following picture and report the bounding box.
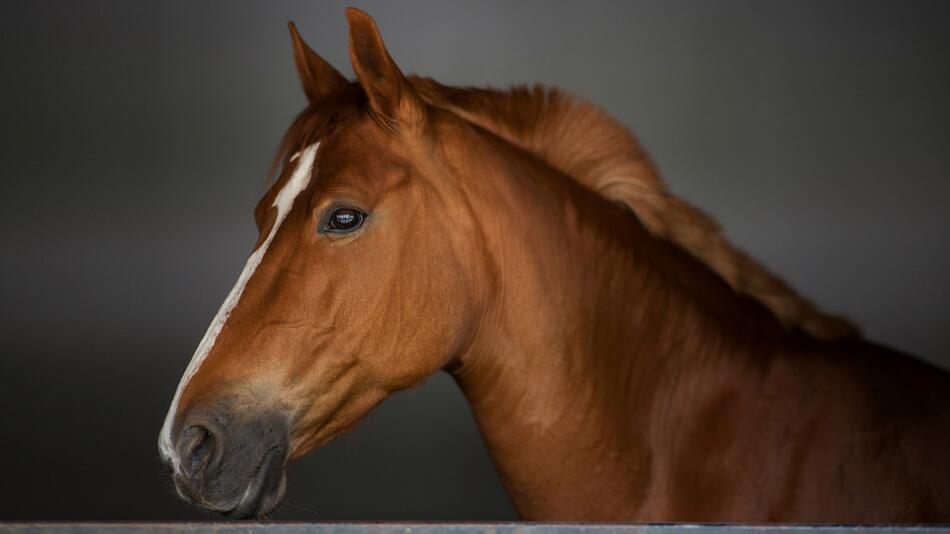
[158,142,320,471]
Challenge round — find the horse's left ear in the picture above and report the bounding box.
[289,21,347,103]
[345,7,426,129]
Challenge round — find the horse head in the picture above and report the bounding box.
[158,9,492,518]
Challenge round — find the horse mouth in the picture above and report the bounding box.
[224,446,286,519]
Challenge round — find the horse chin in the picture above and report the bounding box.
[221,447,288,519]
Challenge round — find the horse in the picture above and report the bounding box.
[158,8,950,522]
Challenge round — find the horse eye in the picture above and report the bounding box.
[325,208,365,233]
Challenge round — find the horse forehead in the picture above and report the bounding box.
[328,117,402,159]
[256,147,326,239]
[322,132,419,189]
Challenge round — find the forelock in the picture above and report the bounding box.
[269,82,369,181]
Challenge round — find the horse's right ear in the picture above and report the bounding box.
[288,21,347,103]
[345,8,426,130]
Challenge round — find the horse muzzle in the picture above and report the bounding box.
[163,405,289,519]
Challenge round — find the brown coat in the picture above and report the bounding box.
[160,8,950,522]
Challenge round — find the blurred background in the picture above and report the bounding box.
[1,0,948,521]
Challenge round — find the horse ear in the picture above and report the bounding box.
[288,21,347,103]
[345,8,425,128]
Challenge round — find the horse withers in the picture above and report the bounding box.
[159,8,950,522]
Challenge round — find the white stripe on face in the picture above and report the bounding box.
[158,142,320,472]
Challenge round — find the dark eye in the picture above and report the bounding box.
[324,207,365,233]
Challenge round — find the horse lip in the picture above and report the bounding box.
[224,447,285,519]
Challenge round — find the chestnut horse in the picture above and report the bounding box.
[159,8,950,522]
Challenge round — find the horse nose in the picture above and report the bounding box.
[176,424,218,479]
[167,405,289,516]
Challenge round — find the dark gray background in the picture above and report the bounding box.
[1,0,947,522]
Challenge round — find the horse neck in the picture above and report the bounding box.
[447,126,790,519]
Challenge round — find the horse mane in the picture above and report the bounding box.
[411,77,859,340]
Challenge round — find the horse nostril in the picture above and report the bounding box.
[178,425,216,478]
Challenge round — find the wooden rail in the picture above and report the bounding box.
[2,524,949,534]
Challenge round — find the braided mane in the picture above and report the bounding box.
[412,78,858,340]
